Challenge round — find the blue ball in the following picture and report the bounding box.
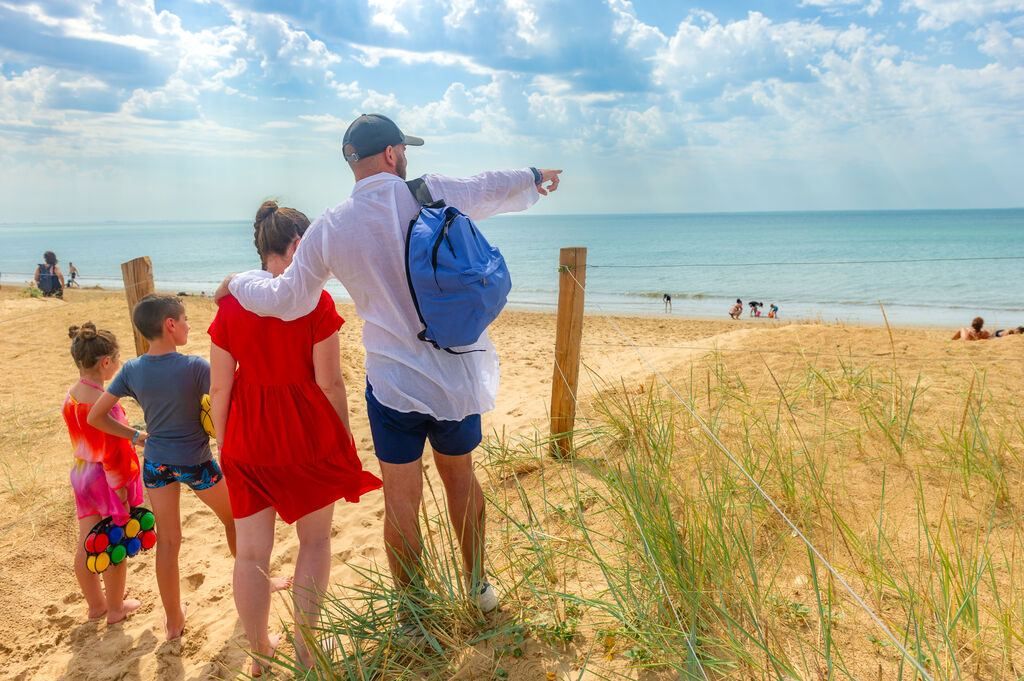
[126,537,142,557]
[107,525,125,545]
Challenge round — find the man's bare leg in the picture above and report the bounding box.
[432,449,485,586]
[379,459,425,588]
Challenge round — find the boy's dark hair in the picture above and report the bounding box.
[133,294,185,340]
[69,322,118,369]
[43,251,57,266]
[254,201,310,269]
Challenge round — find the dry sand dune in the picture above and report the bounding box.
[1,287,1020,680]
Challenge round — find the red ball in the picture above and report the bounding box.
[85,534,97,553]
[94,533,109,552]
[140,530,157,550]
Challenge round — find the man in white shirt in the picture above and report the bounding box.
[224,113,562,617]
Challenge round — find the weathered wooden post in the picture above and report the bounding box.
[121,256,155,356]
[549,247,587,457]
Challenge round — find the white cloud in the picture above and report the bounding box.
[970,17,1024,64]
[350,43,499,76]
[900,0,1024,30]
[607,0,667,52]
[368,0,413,35]
[799,0,883,16]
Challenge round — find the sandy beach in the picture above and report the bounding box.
[2,286,1022,680]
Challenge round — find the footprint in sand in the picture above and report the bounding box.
[185,573,206,590]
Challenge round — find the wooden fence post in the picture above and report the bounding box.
[121,256,155,356]
[550,247,587,457]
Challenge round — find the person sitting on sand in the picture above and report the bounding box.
[35,251,65,298]
[730,299,742,319]
[991,326,1024,338]
[63,323,144,625]
[951,317,991,341]
[208,202,382,673]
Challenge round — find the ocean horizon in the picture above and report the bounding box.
[3,207,1022,328]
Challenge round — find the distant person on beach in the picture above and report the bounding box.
[67,262,80,288]
[208,201,381,672]
[992,326,1024,338]
[220,113,561,629]
[63,323,144,625]
[89,294,247,640]
[35,251,64,298]
[950,317,991,341]
[768,303,778,319]
[663,293,672,313]
[730,299,742,319]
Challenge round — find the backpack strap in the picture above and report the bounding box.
[406,178,435,207]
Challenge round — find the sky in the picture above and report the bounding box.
[0,0,1022,221]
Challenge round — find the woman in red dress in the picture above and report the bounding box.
[208,201,382,673]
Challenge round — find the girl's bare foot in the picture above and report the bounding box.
[252,633,281,677]
[165,603,188,640]
[270,576,293,593]
[86,604,107,619]
[107,599,141,624]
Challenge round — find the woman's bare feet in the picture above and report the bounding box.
[252,633,281,677]
[86,604,107,619]
[270,576,293,593]
[107,599,141,624]
[165,603,188,640]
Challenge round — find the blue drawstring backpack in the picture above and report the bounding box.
[404,178,511,353]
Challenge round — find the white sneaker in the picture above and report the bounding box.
[476,581,499,613]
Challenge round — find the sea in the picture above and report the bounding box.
[2,209,1022,328]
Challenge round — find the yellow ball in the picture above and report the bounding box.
[200,394,216,439]
[94,551,110,574]
[86,555,97,574]
[124,518,141,539]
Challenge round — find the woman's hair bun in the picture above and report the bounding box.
[255,200,279,223]
[68,325,79,339]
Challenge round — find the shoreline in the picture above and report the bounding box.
[0,284,963,330]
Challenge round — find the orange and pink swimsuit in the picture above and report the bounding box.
[62,394,143,523]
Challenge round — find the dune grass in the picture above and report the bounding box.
[260,348,1023,680]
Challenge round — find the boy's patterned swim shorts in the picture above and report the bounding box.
[143,458,223,491]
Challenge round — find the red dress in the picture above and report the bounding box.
[208,291,381,523]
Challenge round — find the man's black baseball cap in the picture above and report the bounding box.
[342,113,424,162]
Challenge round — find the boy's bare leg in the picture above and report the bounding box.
[148,482,187,640]
[432,450,486,585]
[292,502,335,667]
[233,507,277,675]
[379,459,425,588]
[76,515,107,618]
[194,478,236,557]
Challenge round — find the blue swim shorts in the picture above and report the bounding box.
[143,457,224,491]
[365,382,482,465]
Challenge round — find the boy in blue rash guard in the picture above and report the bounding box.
[89,294,235,640]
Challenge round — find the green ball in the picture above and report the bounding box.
[139,512,155,531]
[109,544,127,564]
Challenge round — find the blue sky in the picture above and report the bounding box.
[0,0,1021,220]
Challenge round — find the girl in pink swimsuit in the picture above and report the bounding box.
[63,323,146,623]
